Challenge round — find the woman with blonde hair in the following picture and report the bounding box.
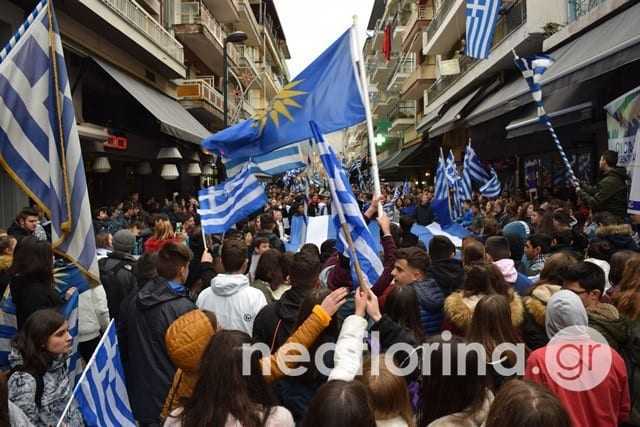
[144,219,181,253]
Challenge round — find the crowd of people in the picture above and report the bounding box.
[0,151,638,427]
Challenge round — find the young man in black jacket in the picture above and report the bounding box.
[118,242,196,426]
[99,229,138,321]
[426,236,464,296]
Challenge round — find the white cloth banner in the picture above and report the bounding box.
[627,130,640,215]
[305,215,331,249]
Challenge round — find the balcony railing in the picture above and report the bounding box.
[404,4,431,40]
[101,0,184,63]
[237,46,260,78]
[385,53,416,90]
[567,0,608,23]
[425,0,526,105]
[425,0,457,44]
[389,102,416,120]
[176,77,224,112]
[181,2,224,45]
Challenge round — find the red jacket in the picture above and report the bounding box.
[525,342,630,427]
[144,237,181,253]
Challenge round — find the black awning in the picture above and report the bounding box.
[466,2,640,126]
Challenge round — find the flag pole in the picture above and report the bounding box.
[440,147,452,215]
[352,16,383,217]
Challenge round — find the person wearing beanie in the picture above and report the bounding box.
[99,229,138,320]
[525,289,631,427]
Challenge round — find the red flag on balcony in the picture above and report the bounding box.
[382,25,392,61]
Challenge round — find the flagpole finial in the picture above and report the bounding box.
[352,15,358,26]
[512,49,519,60]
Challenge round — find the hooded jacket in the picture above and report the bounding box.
[196,273,267,335]
[117,277,195,424]
[162,305,332,417]
[443,291,524,336]
[587,302,628,353]
[493,259,532,296]
[7,348,83,427]
[98,251,138,321]
[427,258,464,296]
[253,286,310,351]
[527,290,631,427]
[522,284,562,350]
[579,167,628,219]
[596,224,639,252]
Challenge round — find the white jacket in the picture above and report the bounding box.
[197,274,267,335]
[328,314,368,382]
[78,285,110,343]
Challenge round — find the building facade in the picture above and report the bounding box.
[0,0,290,226]
[362,0,639,195]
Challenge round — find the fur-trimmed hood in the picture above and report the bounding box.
[444,291,524,331]
[596,224,633,238]
[523,284,562,326]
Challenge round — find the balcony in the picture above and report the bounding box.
[174,2,226,74]
[84,0,185,76]
[386,53,416,92]
[389,102,416,134]
[205,0,239,23]
[402,4,433,49]
[425,0,526,106]
[236,0,261,45]
[422,0,464,56]
[235,46,261,85]
[567,0,608,23]
[401,62,437,100]
[177,77,224,126]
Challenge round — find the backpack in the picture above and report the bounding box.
[98,258,130,287]
[9,366,44,408]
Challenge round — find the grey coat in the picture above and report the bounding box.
[8,348,84,427]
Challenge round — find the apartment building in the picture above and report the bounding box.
[363,0,640,192]
[0,0,290,222]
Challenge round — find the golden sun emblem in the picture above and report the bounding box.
[253,80,307,130]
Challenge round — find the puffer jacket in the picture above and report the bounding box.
[579,167,628,219]
[587,302,628,353]
[7,348,83,427]
[596,224,639,252]
[427,259,464,296]
[521,284,561,350]
[443,291,524,336]
[414,278,445,335]
[162,305,332,417]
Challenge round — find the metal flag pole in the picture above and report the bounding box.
[352,15,383,217]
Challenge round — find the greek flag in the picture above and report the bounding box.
[464,144,490,184]
[514,53,579,187]
[434,153,448,201]
[224,143,306,178]
[402,179,410,196]
[198,166,268,234]
[73,320,136,426]
[0,0,98,281]
[311,121,383,286]
[465,0,502,59]
[445,151,459,186]
[479,168,501,198]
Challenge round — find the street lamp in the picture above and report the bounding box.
[223,31,248,128]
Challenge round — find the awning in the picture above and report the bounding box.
[429,87,482,137]
[94,58,210,144]
[416,106,442,133]
[466,2,640,126]
[505,102,592,139]
[378,150,402,171]
[380,143,426,174]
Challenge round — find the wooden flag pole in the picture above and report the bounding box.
[340,222,369,292]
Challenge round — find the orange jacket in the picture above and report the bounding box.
[162,305,332,417]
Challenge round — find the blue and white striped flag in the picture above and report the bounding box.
[514,53,579,187]
[479,168,501,198]
[73,320,136,426]
[0,0,98,281]
[224,143,306,178]
[465,0,502,59]
[311,122,383,286]
[198,166,268,234]
[434,153,448,201]
[402,179,410,197]
[445,151,459,186]
[464,144,490,184]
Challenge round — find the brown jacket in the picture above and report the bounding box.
[162,305,332,417]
